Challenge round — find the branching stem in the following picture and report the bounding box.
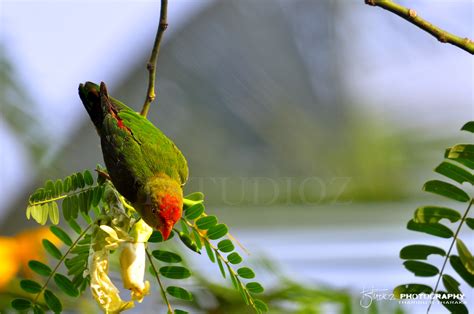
[29,186,96,206]
[33,223,93,305]
[366,0,474,54]
[141,0,169,117]
[426,199,473,314]
[183,218,258,311]
[145,248,173,314]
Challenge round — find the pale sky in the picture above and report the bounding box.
[0,0,213,217]
[0,0,472,218]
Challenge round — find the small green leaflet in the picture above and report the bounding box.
[11,299,32,311]
[185,203,204,220]
[435,161,474,185]
[184,192,204,201]
[393,284,433,299]
[254,299,268,312]
[217,239,235,252]
[152,250,182,263]
[148,230,164,243]
[399,244,445,260]
[50,226,73,246]
[442,274,462,295]
[28,260,52,277]
[456,239,474,274]
[227,252,243,264]
[54,273,79,297]
[196,216,218,230]
[216,255,226,278]
[461,121,474,133]
[20,279,42,294]
[423,180,470,202]
[438,291,469,314]
[42,239,62,260]
[246,282,264,294]
[413,206,461,223]
[237,267,255,279]
[407,220,453,238]
[207,224,228,240]
[403,260,439,277]
[159,266,191,279]
[204,241,215,263]
[44,289,62,313]
[166,286,193,301]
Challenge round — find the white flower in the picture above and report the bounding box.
[120,242,150,302]
[119,219,153,302]
[89,249,134,313]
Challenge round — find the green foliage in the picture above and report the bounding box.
[42,239,62,260]
[393,284,433,298]
[403,261,439,277]
[159,266,191,279]
[26,170,99,225]
[237,267,255,279]
[152,250,182,263]
[166,286,193,301]
[395,121,474,313]
[44,289,62,313]
[179,197,266,313]
[195,215,218,229]
[20,279,42,294]
[28,260,52,277]
[11,298,32,311]
[53,274,79,297]
[18,167,266,313]
[50,226,73,246]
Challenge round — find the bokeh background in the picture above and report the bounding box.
[1,0,473,313]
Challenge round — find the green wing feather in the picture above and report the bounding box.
[80,81,188,206]
[118,107,188,185]
[101,96,188,187]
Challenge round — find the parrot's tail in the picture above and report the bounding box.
[78,81,107,131]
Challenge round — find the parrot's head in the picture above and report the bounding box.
[136,175,183,240]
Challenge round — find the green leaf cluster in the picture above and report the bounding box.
[176,192,267,313]
[395,121,474,314]
[12,223,93,313]
[16,166,266,313]
[26,170,99,225]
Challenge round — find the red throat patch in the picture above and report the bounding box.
[159,194,182,223]
[158,194,182,240]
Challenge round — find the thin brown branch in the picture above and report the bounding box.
[141,0,169,117]
[366,0,474,54]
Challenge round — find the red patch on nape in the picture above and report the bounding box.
[109,108,131,133]
[117,119,126,130]
[158,194,182,223]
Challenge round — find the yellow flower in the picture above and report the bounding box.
[119,220,153,302]
[89,248,134,313]
[0,237,19,290]
[0,227,62,291]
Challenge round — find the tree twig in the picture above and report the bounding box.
[33,223,94,305]
[141,0,169,117]
[365,0,474,54]
[426,199,473,314]
[145,248,173,314]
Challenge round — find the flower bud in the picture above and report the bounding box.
[119,219,153,302]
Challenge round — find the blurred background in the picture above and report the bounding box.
[1,0,472,313]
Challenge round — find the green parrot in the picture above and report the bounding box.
[79,82,188,239]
